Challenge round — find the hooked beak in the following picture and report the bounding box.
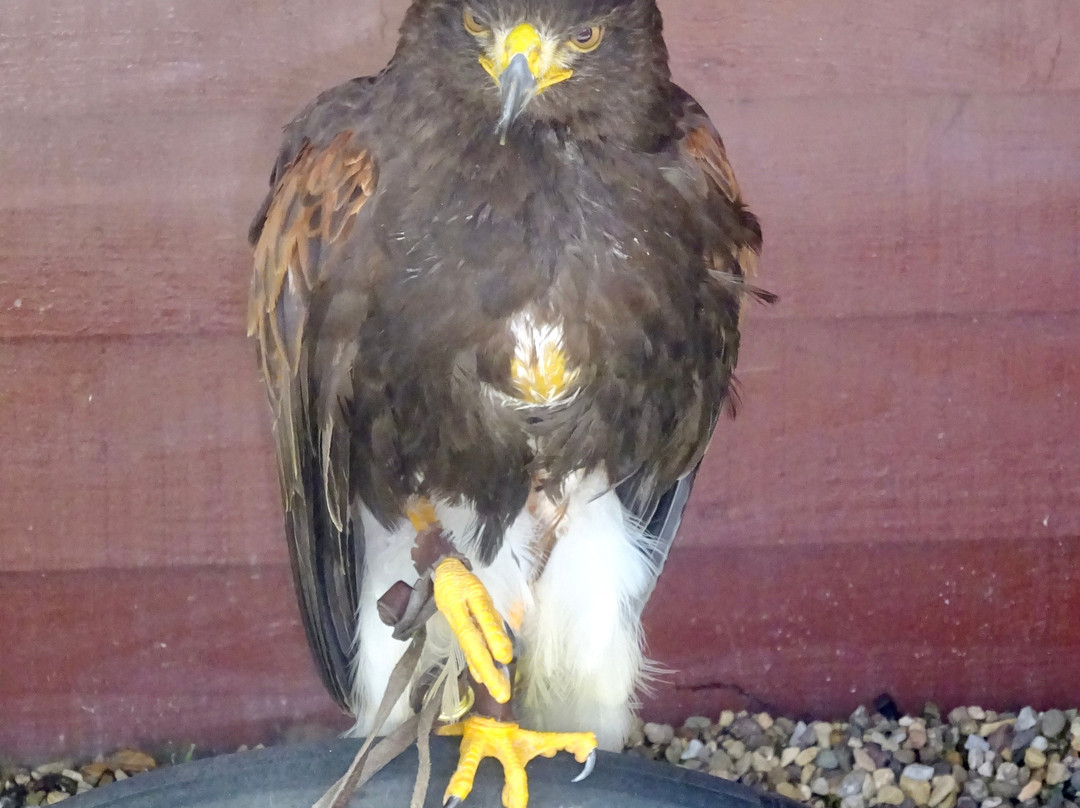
[480,23,573,144]
[494,53,536,144]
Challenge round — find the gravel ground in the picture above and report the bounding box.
[4,702,1079,807]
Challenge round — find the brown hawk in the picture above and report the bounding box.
[248,0,768,805]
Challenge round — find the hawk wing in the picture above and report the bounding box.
[248,94,378,711]
[619,86,770,576]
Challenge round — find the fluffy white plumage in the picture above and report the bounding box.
[347,469,656,751]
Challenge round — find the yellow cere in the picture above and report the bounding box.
[478,23,573,91]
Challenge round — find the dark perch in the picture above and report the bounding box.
[65,738,803,808]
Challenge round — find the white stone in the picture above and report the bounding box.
[965,735,991,752]
[1016,707,1038,732]
[903,764,936,782]
[681,739,704,761]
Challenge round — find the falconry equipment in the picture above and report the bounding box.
[248,0,769,805]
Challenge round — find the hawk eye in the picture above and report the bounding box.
[568,25,603,52]
[463,7,489,36]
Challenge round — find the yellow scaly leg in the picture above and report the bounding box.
[406,498,596,808]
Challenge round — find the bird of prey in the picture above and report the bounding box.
[248,0,766,805]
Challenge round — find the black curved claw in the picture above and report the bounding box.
[571,749,597,783]
[444,797,463,808]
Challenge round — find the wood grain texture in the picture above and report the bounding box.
[1,0,1079,762]
[0,335,283,571]
[0,565,347,762]
[2,315,1076,571]
[1,2,1077,338]
[643,536,1080,719]
[664,0,1080,97]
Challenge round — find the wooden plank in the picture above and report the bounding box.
[2,313,1076,573]
[0,334,285,571]
[1,2,1078,338]
[665,0,1080,98]
[642,535,1080,720]
[1,0,1074,116]
[5,539,1079,760]
[2,92,1076,338]
[719,91,1080,322]
[683,311,1080,549]
[0,564,347,762]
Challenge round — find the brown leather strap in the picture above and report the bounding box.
[410,673,443,808]
[311,623,427,808]
[312,528,461,808]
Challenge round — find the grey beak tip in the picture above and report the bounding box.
[495,52,537,141]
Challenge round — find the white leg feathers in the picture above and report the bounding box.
[345,472,655,751]
[517,472,655,750]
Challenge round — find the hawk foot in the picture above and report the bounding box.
[432,557,514,703]
[437,715,597,808]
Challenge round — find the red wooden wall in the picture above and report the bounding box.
[1,0,1078,761]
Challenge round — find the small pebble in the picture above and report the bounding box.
[875,768,898,789]
[818,749,840,770]
[997,762,1020,784]
[1046,761,1069,786]
[929,775,958,808]
[1017,708,1039,732]
[797,746,821,766]
[903,764,936,782]
[645,722,675,746]
[1041,711,1066,739]
[901,776,933,806]
[877,785,907,805]
[681,739,704,761]
[752,748,778,773]
[684,716,712,731]
[839,771,869,798]
[965,779,989,801]
[1018,780,1043,803]
[854,748,877,772]
[1025,748,1047,770]
[965,735,991,753]
[777,782,804,801]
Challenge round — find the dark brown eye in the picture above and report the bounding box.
[568,25,603,52]
[463,7,489,36]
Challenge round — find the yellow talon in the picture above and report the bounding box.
[433,557,514,703]
[437,715,597,808]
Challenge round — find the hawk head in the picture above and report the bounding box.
[396,0,674,146]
